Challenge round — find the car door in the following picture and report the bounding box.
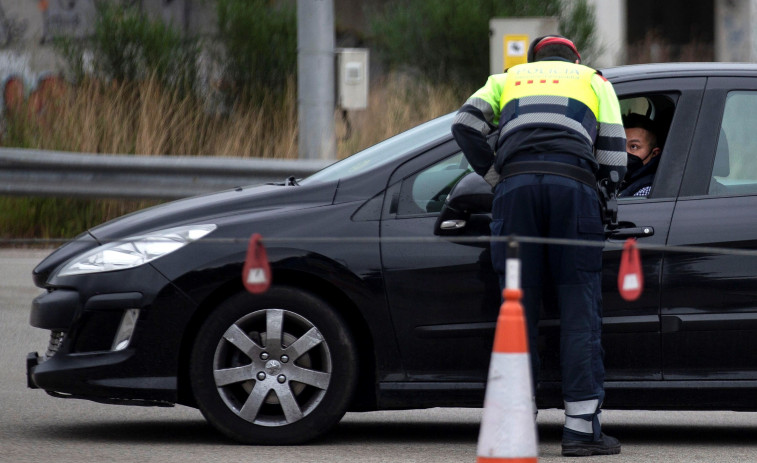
[380,141,500,385]
[537,77,705,384]
[662,77,757,380]
[379,77,703,390]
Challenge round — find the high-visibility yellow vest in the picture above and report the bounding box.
[500,61,599,117]
[455,59,626,173]
[499,62,600,145]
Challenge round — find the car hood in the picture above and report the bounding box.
[33,180,340,286]
[92,181,338,239]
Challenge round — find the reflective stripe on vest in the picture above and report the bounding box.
[498,62,600,145]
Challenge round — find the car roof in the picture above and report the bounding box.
[602,62,757,81]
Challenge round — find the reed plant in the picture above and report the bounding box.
[0,72,464,242]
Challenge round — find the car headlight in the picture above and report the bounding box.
[56,224,217,277]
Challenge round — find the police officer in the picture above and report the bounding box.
[451,35,626,457]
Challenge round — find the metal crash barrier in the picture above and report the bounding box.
[0,148,332,200]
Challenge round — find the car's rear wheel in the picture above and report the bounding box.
[189,287,358,444]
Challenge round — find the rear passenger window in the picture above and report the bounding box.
[709,91,757,195]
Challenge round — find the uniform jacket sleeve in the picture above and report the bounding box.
[450,74,504,178]
[591,73,627,184]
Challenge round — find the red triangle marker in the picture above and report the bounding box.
[242,233,271,294]
[618,238,643,301]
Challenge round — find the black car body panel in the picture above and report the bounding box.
[26,63,757,442]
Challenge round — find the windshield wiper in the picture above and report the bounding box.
[285,176,300,186]
[266,176,301,186]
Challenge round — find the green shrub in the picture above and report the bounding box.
[57,2,198,92]
[367,0,598,88]
[215,0,297,103]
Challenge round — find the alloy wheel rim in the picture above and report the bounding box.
[212,308,332,426]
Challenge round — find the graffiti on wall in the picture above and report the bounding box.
[2,72,66,114]
[0,3,28,47]
[37,0,186,43]
[38,0,96,43]
[0,0,196,116]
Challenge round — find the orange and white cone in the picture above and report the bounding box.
[477,245,538,462]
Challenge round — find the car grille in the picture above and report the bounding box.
[44,330,66,360]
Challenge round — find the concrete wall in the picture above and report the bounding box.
[586,0,626,67]
[0,0,68,80]
[4,0,753,94]
[715,0,757,62]
[0,0,218,109]
[0,0,216,71]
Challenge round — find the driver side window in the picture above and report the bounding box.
[396,152,472,216]
[617,94,676,198]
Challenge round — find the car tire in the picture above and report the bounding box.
[189,286,358,444]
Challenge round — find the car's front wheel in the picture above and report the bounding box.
[189,287,358,444]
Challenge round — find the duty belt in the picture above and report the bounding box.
[500,161,596,188]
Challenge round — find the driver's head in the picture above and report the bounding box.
[623,113,660,165]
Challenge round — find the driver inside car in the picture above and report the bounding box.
[619,113,661,197]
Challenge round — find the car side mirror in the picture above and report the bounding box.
[433,172,493,236]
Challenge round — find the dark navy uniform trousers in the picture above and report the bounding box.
[490,158,606,441]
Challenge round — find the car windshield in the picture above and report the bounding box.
[301,113,455,184]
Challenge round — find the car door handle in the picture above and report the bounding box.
[607,226,654,239]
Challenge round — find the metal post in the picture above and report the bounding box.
[297,0,336,160]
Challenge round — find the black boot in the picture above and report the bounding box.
[561,432,621,457]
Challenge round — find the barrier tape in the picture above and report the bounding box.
[2,234,757,258]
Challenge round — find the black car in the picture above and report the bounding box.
[26,62,757,444]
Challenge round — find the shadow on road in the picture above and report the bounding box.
[323,420,481,445]
[29,419,230,445]
[23,413,757,448]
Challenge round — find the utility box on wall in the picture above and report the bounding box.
[489,17,560,74]
[336,48,369,110]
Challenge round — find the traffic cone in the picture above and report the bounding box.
[476,286,538,462]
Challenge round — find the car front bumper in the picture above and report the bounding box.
[26,266,197,407]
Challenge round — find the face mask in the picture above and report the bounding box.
[626,153,644,177]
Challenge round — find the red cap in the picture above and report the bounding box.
[533,37,581,60]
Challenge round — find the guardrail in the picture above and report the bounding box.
[0,148,333,200]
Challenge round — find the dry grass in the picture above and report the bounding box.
[0,72,465,240]
[9,72,464,159]
[9,76,301,158]
[336,72,466,157]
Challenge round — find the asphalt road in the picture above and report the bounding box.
[3,248,757,462]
